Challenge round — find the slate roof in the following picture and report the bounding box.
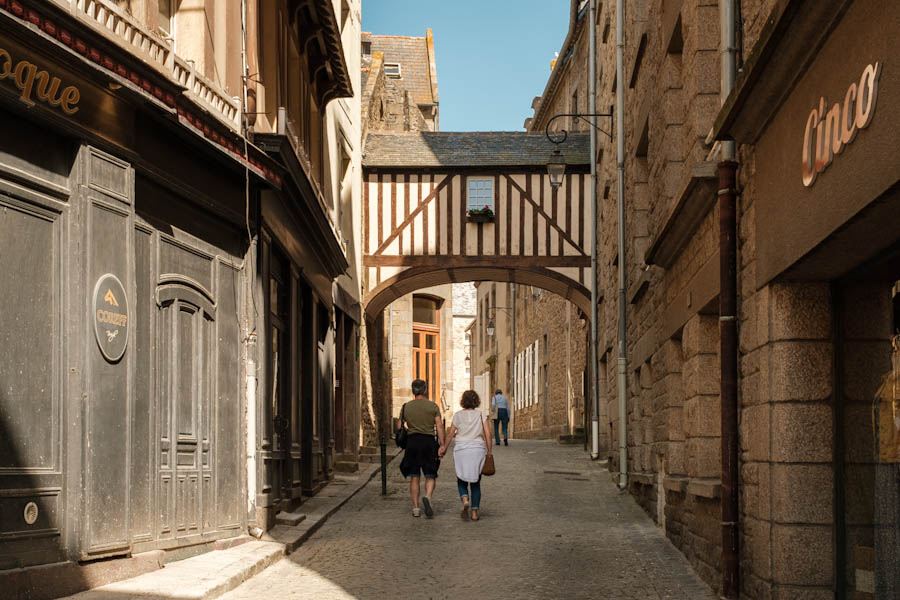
[365,34,436,106]
[363,132,591,168]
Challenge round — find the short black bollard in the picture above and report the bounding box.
[380,436,388,496]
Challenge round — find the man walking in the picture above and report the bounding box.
[491,388,510,446]
[397,379,445,517]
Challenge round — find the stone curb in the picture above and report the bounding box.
[59,449,401,600]
[62,541,285,600]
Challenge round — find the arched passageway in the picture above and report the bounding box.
[359,131,595,447]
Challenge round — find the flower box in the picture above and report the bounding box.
[466,207,495,223]
[467,212,494,223]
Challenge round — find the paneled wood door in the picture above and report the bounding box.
[412,327,440,402]
[157,288,214,541]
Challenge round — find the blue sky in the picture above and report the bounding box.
[362,1,571,132]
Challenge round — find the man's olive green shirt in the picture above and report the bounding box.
[403,397,440,436]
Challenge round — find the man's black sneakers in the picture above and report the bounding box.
[422,496,434,518]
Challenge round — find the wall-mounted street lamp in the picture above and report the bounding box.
[547,149,567,189]
[544,109,613,189]
[486,306,514,338]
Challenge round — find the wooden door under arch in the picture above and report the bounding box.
[412,327,440,404]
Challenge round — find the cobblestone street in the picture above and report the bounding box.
[221,441,716,599]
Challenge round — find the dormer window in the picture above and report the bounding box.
[384,62,402,78]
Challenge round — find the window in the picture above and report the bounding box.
[468,177,494,211]
[412,295,440,403]
[413,296,439,325]
[157,0,174,38]
[384,62,401,78]
[362,42,372,55]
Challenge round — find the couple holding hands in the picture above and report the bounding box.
[397,380,495,521]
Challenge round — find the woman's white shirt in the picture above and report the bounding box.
[452,409,486,445]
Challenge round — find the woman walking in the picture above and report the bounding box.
[441,390,492,521]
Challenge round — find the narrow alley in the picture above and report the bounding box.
[219,441,716,599]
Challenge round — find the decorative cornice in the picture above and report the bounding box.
[291,0,354,105]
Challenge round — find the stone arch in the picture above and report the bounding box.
[364,264,591,322]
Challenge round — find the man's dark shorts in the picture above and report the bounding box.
[399,433,440,479]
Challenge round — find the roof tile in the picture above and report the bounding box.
[363,132,591,168]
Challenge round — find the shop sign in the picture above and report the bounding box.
[801,62,881,187]
[93,274,128,362]
[0,44,80,115]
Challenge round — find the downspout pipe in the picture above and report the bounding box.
[589,0,600,460]
[719,0,740,597]
[615,0,627,490]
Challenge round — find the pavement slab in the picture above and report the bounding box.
[62,541,285,600]
[60,451,401,600]
[218,440,718,600]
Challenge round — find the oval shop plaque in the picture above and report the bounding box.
[92,274,129,362]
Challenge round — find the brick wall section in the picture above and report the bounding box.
[510,287,595,444]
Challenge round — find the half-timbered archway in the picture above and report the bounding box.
[362,132,592,319]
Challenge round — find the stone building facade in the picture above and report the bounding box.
[521,0,900,597]
[509,286,592,442]
[714,1,900,596]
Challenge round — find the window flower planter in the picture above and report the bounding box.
[467,213,494,223]
[467,208,494,223]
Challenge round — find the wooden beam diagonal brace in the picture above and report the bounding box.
[503,174,588,257]
[372,176,450,255]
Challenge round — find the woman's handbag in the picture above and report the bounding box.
[395,405,408,449]
[481,453,496,476]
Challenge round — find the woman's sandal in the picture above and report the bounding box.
[460,502,470,520]
[470,509,479,521]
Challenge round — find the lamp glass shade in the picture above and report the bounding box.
[547,149,566,188]
[486,320,495,337]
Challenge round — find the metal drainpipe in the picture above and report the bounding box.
[719,0,740,597]
[589,0,600,460]
[615,0,627,490]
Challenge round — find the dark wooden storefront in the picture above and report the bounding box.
[252,131,351,523]
[0,7,272,570]
[0,1,358,581]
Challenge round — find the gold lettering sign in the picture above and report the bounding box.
[92,274,128,362]
[0,45,80,115]
[802,62,881,187]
